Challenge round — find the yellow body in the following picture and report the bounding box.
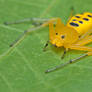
[5,11,92,73]
[49,12,92,56]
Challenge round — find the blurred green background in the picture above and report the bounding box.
[0,0,92,92]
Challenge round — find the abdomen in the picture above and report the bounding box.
[67,12,92,35]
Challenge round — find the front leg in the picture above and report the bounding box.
[4,18,50,25]
[61,48,68,59]
[9,18,60,47]
[43,41,49,51]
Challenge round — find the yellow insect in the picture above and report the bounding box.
[4,8,92,73]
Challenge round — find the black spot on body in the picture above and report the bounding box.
[83,18,89,21]
[75,16,80,18]
[79,21,83,24]
[70,22,79,27]
[72,19,77,21]
[88,15,92,17]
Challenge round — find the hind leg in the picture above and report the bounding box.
[75,35,92,46]
[67,7,74,22]
[45,45,92,73]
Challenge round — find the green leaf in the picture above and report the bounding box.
[0,0,92,92]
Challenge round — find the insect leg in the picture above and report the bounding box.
[9,26,43,47]
[9,18,58,47]
[78,29,92,41]
[45,53,88,73]
[67,6,74,22]
[4,18,50,25]
[70,6,74,17]
[43,41,49,51]
[68,45,92,52]
[61,49,66,59]
[45,45,92,73]
[61,48,68,59]
[76,36,92,46]
[10,30,27,47]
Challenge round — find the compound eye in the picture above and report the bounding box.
[56,33,58,35]
[61,35,65,39]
